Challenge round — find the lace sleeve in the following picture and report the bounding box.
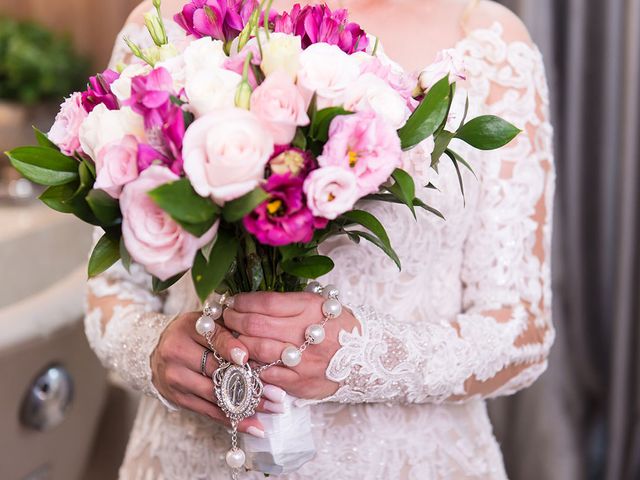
[324,23,555,404]
[84,229,178,410]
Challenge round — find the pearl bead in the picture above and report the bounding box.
[304,281,323,294]
[281,346,302,367]
[322,298,342,318]
[225,448,246,468]
[208,302,223,320]
[305,324,326,344]
[322,284,340,299]
[195,315,216,336]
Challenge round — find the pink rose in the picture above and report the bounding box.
[94,135,139,199]
[318,111,402,196]
[120,165,218,281]
[250,71,309,145]
[48,92,88,156]
[183,107,274,204]
[303,166,359,220]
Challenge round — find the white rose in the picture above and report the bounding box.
[185,67,242,117]
[111,64,152,102]
[183,107,274,204]
[419,48,467,91]
[343,73,411,129]
[297,43,360,109]
[79,104,145,159]
[183,37,227,79]
[260,33,302,81]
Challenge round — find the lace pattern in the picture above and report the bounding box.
[83,18,554,480]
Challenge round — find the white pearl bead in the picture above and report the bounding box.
[281,346,302,367]
[322,298,342,318]
[208,302,223,320]
[322,284,340,299]
[225,448,246,468]
[195,315,216,336]
[305,324,326,344]
[304,281,323,294]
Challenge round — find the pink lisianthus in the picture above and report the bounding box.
[48,92,88,155]
[81,69,120,112]
[174,0,258,43]
[120,165,218,281]
[125,67,174,129]
[319,110,402,196]
[94,135,139,199]
[243,173,327,246]
[250,71,309,145]
[303,166,359,220]
[359,55,419,110]
[273,4,368,54]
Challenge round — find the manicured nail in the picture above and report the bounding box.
[264,400,287,414]
[247,426,265,438]
[263,384,286,403]
[231,348,247,366]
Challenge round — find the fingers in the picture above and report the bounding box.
[191,322,248,366]
[232,291,316,317]
[259,366,300,393]
[238,335,289,365]
[223,309,302,344]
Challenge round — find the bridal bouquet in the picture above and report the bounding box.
[7,0,519,303]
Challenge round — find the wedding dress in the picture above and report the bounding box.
[84,10,555,480]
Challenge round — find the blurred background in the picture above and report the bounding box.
[0,0,638,479]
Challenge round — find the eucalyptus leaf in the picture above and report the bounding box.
[7,146,78,186]
[456,115,521,150]
[281,255,335,279]
[222,188,268,223]
[397,76,451,150]
[88,233,120,277]
[191,229,239,302]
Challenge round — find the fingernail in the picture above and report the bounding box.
[264,400,287,414]
[231,348,246,366]
[263,384,286,403]
[247,426,265,438]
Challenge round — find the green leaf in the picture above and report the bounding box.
[152,272,186,293]
[7,146,79,186]
[446,148,476,179]
[86,189,121,226]
[74,160,95,199]
[386,168,416,218]
[281,255,335,279]
[279,243,316,262]
[309,107,353,142]
[456,115,521,150]
[33,126,58,149]
[291,128,307,150]
[413,198,446,220]
[88,233,121,277]
[397,76,451,150]
[431,130,455,167]
[148,179,220,237]
[339,210,391,248]
[349,230,401,270]
[444,149,466,204]
[39,183,78,213]
[222,188,268,223]
[119,236,132,272]
[191,229,239,302]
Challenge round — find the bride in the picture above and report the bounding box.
[85,0,555,478]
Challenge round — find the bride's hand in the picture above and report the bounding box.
[223,292,360,400]
[150,312,288,437]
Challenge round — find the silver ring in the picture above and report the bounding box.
[201,348,211,377]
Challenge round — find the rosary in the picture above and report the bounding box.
[195,282,343,479]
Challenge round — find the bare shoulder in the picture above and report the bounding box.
[465,0,533,45]
[125,0,185,26]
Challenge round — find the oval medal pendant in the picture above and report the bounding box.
[213,362,263,422]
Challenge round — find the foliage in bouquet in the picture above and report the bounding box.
[6,0,520,302]
[0,17,88,104]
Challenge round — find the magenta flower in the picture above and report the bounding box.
[81,69,120,112]
[273,4,369,54]
[244,173,328,247]
[174,0,258,43]
[125,67,174,129]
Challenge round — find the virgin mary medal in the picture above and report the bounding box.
[213,360,263,423]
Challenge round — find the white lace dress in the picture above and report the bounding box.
[85,18,555,480]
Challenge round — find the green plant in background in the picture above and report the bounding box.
[0,17,88,104]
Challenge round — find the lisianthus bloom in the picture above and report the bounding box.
[357,54,419,110]
[303,166,359,220]
[48,92,88,156]
[244,173,328,246]
[79,104,145,160]
[273,4,369,54]
[269,148,313,177]
[125,67,174,129]
[94,135,139,199]
[81,69,120,112]
[319,110,402,196]
[174,0,258,43]
[418,48,467,91]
